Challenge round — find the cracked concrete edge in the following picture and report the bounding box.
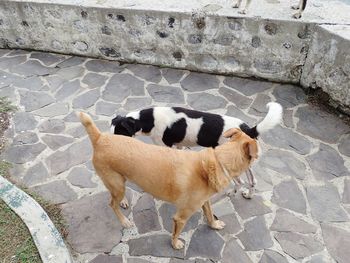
[0,175,73,263]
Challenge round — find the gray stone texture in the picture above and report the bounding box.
[259,250,288,263]
[272,84,306,108]
[338,134,350,157]
[72,89,100,109]
[32,180,77,204]
[147,84,185,104]
[248,94,272,117]
[128,234,184,258]
[33,102,69,117]
[296,106,350,143]
[85,59,121,73]
[55,79,81,100]
[123,97,152,111]
[62,192,130,253]
[274,232,323,260]
[271,208,317,233]
[237,216,273,251]
[4,143,46,164]
[218,87,253,109]
[231,195,272,220]
[306,143,349,180]
[219,213,242,236]
[343,178,350,203]
[95,101,120,116]
[226,105,256,126]
[162,68,186,84]
[30,52,64,66]
[187,92,227,111]
[306,183,349,222]
[13,132,38,145]
[186,225,224,260]
[82,73,108,88]
[38,119,65,134]
[22,162,49,187]
[127,64,162,83]
[222,238,252,263]
[57,56,86,68]
[132,194,161,234]
[67,167,97,188]
[20,90,55,112]
[321,223,350,263]
[223,77,272,96]
[271,179,307,214]
[41,134,74,150]
[181,72,219,92]
[88,254,123,263]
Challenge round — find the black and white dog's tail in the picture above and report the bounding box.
[240,102,283,139]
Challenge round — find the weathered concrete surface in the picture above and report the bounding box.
[301,24,350,112]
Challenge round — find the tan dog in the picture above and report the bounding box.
[78,112,258,249]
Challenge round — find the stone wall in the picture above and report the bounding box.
[301,25,350,112]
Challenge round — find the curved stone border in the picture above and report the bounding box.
[0,176,72,263]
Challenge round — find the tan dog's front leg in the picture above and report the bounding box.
[172,209,193,249]
[202,201,225,230]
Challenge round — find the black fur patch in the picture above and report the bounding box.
[173,107,224,147]
[139,108,154,133]
[302,0,307,10]
[239,123,259,139]
[162,118,187,147]
[112,115,141,137]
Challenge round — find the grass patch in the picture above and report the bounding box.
[0,96,16,113]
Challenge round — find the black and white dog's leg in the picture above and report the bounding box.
[239,0,252,14]
[233,0,243,8]
[242,168,256,199]
[227,177,244,197]
[292,0,307,19]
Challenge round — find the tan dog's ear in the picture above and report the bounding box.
[223,128,241,139]
[243,140,258,160]
[201,149,224,192]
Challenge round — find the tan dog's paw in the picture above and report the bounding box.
[120,197,129,209]
[210,220,226,230]
[121,218,133,228]
[172,239,184,250]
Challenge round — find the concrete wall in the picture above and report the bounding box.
[301,25,350,112]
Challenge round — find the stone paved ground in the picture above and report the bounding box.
[0,49,350,263]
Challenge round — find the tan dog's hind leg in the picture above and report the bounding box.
[202,201,226,230]
[172,209,195,249]
[98,170,133,228]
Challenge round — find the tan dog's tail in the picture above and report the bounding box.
[77,112,101,145]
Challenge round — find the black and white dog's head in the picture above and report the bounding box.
[111,115,141,137]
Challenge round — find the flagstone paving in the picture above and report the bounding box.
[0,49,350,263]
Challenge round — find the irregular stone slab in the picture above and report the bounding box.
[181,72,219,92]
[222,238,252,263]
[13,112,38,132]
[338,134,350,157]
[306,143,349,180]
[127,64,162,83]
[0,56,26,71]
[45,75,65,92]
[186,225,224,260]
[32,180,77,204]
[41,134,74,150]
[13,132,38,145]
[159,203,200,233]
[219,87,253,109]
[82,72,108,89]
[89,254,122,263]
[259,250,288,263]
[231,194,272,220]
[128,234,184,258]
[212,197,235,217]
[271,179,306,214]
[162,68,186,84]
[306,183,348,222]
[85,59,121,73]
[57,56,86,68]
[20,90,55,112]
[283,109,295,128]
[343,178,350,203]
[0,70,22,88]
[274,232,323,260]
[39,119,65,134]
[103,74,144,102]
[272,84,306,108]
[261,125,313,155]
[308,254,330,263]
[4,143,46,164]
[237,216,273,251]
[296,106,350,143]
[259,150,306,180]
[11,60,54,76]
[248,94,272,117]
[62,192,129,253]
[223,77,272,96]
[67,167,97,188]
[33,102,69,117]
[73,89,100,109]
[55,79,81,100]
[56,66,84,80]
[127,258,151,263]
[187,93,227,111]
[220,213,242,236]
[66,125,86,138]
[96,101,120,116]
[321,223,350,263]
[13,76,44,91]
[133,193,161,234]
[124,97,152,111]
[169,259,193,263]
[226,105,256,126]
[147,84,185,104]
[22,162,49,187]
[271,208,317,233]
[45,138,92,175]
[30,52,64,66]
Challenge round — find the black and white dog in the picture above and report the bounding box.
[111,102,283,198]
